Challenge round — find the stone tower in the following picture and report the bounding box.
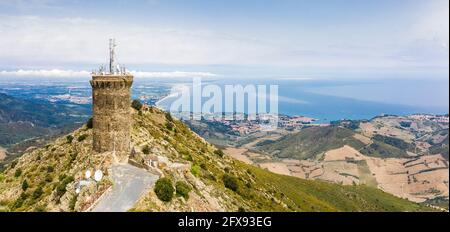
[90,39,133,163]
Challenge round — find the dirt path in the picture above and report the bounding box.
[223,147,253,164]
[91,164,158,212]
[0,146,6,161]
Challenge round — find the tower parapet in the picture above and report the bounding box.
[90,39,133,163]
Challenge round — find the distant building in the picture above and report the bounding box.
[90,39,134,163]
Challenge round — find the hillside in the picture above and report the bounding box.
[0,93,89,147]
[218,116,448,204]
[0,106,432,212]
[257,126,364,160]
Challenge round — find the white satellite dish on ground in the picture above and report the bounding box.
[85,170,91,179]
[94,170,103,182]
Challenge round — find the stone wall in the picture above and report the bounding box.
[90,75,133,163]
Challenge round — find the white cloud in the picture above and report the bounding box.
[0,10,447,71]
[0,69,90,77]
[0,15,282,66]
[0,69,218,78]
[129,71,218,78]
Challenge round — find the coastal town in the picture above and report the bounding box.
[184,112,449,137]
[408,114,449,124]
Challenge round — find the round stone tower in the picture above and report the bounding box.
[90,39,134,163]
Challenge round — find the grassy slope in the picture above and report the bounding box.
[258,125,411,159]
[0,125,111,212]
[359,140,409,158]
[429,134,449,160]
[243,162,429,212]
[133,110,430,212]
[0,107,433,212]
[258,126,365,160]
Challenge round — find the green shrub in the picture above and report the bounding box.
[223,174,239,192]
[154,178,174,202]
[77,134,87,142]
[10,160,18,169]
[182,154,193,161]
[142,145,150,155]
[47,165,54,173]
[12,192,28,209]
[200,163,208,170]
[56,175,74,198]
[165,112,173,122]
[214,149,225,157]
[34,205,46,212]
[66,135,74,143]
[0,173,5,182]
[32,186,43,200]
[190,165,201,176]
[14,168,22,178]
[86,118,93,129]
[21,180,29,191]
[175,181,191,200]
[67,152,77,167]
[131,99,143,111]
[58,174,66,181]
[45,174,53,182]
[204,173,217,182]
[69,195,78,211]
[166,122,174,131]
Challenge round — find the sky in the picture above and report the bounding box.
[0,0,448,78]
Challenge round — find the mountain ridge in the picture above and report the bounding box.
[0,106,433,212]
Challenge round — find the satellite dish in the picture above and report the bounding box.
[75,188,80,194]
[85,170,91,179]
[94,170,103,182]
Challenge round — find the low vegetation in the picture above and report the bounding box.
[360,141,409,158]
[77,134,87,142]
[372,134,411,151]
[175,181,191,200]
[258,126,365,160]
[131,99,143,111]
[142,145,150,155]
[222,174,239,192]
[0,105,436,212]
[154,178,174,202]
[86,118,93,129]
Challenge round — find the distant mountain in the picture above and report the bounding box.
[255,125,414,160]
[430,134,449,160]
[0,93,90,147]
[233,116,448,205]
[257,126,367,160]
[0,106,431,212]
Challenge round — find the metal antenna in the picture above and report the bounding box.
[109,38,117,74]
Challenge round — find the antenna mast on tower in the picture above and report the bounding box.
[109,38,117,74]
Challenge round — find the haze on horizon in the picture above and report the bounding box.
[0,0,448,79]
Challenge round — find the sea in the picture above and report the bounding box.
[156,76,449,123]
[1,75,448,124]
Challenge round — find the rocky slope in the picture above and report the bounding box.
[0,106,433,212]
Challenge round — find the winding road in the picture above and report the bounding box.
[91,164,158,212]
